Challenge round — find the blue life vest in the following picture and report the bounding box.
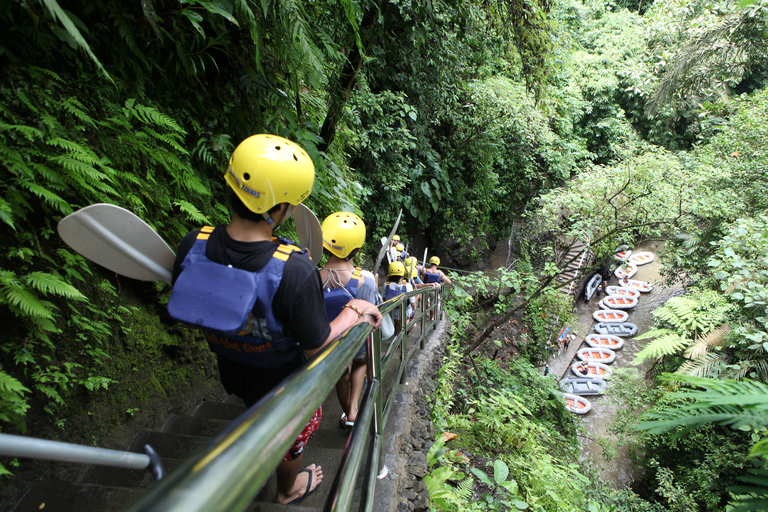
[384,282,408,301]
[168,226,308,368]
[425,270,442,284]
[323,268,362,321]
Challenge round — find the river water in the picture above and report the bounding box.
[487,239,682,487]
[572,240,682,488]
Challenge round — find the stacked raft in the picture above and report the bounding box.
[560,246,656,414]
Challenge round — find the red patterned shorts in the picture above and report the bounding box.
[283,406,322,461]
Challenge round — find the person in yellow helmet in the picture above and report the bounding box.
[388,236,404,264]
[422,255,450,321]
[171,135,381,506]
[423,255,452,285]
[384,261,416,333]
[319,211,379,430]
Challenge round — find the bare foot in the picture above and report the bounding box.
[276,464,323,505]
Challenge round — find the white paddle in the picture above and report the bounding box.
[58,202,326,284]
[57,204,176,284]
[292,203,323,264]
[372,209,402,276]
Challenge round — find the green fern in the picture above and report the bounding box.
[685,324,730,360]
[128,102,185,133]
[24,272,87,302]
[675,352,728,378]
[636,375,768,434]
[632,329,692,365]
[175,200,210,224]
[19,179,72,215]
[728,469,768,512]
[0,370,30,432]
[0,271,55,321]
[0,198,13,230]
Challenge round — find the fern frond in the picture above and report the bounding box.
[130,104,184,133]
[19,179,72,214]
[0,123,44,141]
[61,97,97,127]
[142,126,186,153]
[632,333,692,364]
[13,88,40,114]
[29,162,66,187]
[175,200,209,224]
[46,137,97,158]
[728,469,768,512]
[0,372,31,396]
[637,376,768,435]
[24,272,87,301]
[685,324,731,359]
[654,297,700,332]
[179,172,211,196]
[634,328,673,341]
[0,282,54,320]
[52,156,108,181]
[0,198,15,230]
[455,476,474,499]
[676,352,727,378]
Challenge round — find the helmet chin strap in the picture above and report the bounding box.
[262,204,294,233]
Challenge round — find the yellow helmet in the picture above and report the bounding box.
[392,235,400,242]
[395,243,404,252]
[404,257,418,278]
[429,256,440,266]
[322,211,366,259]
[225,134,315,214]
[388,261,406,277]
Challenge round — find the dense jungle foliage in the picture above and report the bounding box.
[3,0,768,509]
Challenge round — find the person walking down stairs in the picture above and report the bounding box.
[319,211,380,432]
[168,134,382,505]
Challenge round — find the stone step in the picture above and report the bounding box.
[12,480,144,512]
[79,456,183,488]
[247,447,362,511]
[162,413,233,437]
[192,400,248,421]
[127,430,212,460]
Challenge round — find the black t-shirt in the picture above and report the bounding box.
[172,225,331,353]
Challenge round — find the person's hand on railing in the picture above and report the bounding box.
[345,298,383,331]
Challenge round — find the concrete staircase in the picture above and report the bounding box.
[11,392,364,512]
[555,239,592,300]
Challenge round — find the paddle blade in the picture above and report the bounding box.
[57,203,176,284]
[373,209,402,276]
[293,203,323,264]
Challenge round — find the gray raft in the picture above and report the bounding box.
[595,322,638,336]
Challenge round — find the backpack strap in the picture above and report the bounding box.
[197,225,215,240]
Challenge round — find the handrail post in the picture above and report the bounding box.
[399,296,407,384]
[419,289,427,350]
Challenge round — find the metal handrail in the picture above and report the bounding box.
[121,284,445,512]
[0,434,163,480]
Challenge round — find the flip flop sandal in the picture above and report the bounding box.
[287,468,320,505]
[340,413,355,430]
